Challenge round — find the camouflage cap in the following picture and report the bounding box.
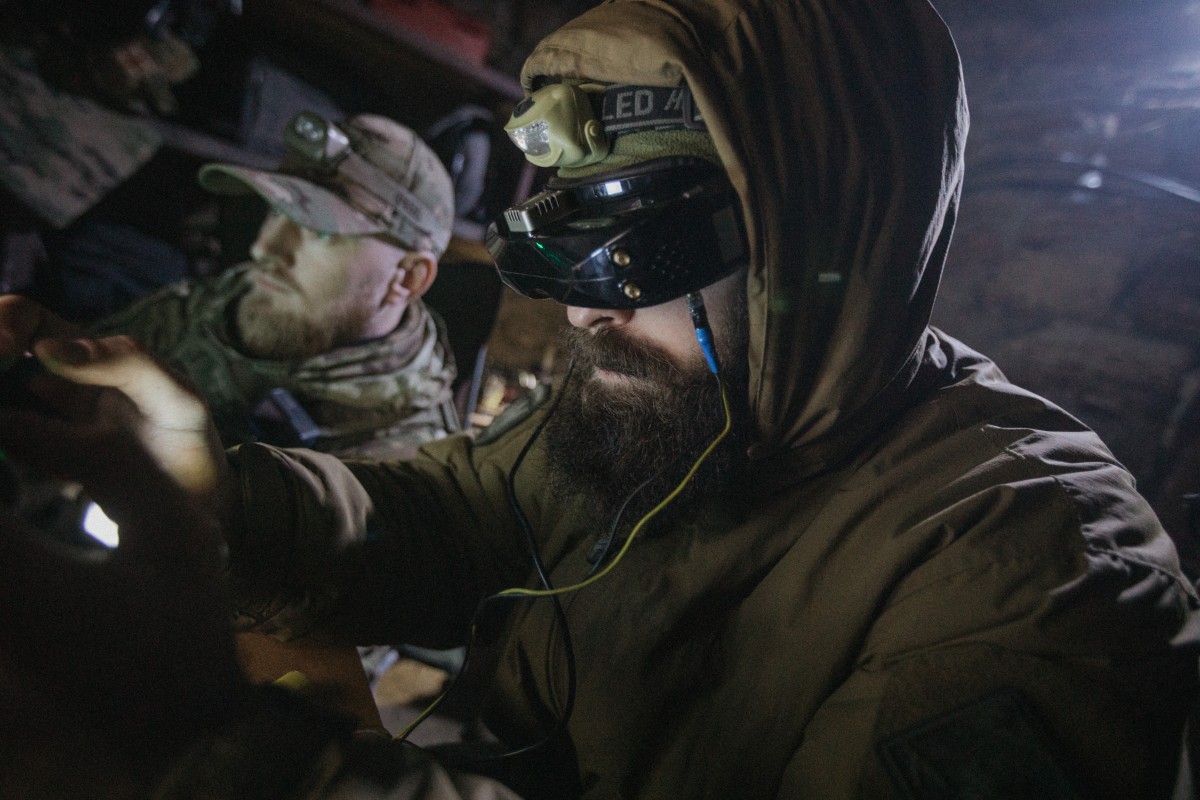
[199,113,455,257]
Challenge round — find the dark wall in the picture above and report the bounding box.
[929,0,1200,570]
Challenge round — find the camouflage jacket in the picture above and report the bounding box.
[92,263,459,459]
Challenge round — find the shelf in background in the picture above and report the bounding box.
[243,0,524,130]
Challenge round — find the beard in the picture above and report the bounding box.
[234,277,375,360]
[543,297,751,532]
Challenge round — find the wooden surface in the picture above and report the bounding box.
[235,631,384,731]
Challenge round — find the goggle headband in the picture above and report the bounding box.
[503,160,717,233]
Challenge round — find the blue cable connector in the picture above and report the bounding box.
[686,292,721,375]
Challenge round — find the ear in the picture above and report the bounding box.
[382,251,439,306]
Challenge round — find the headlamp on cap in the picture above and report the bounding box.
[505,84,609,169]
[284,111,354,172]
[276,111,440,249]
[486,159,746,309]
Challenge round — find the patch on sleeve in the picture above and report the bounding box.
[877,688,1084,800]
[473,382,552,446]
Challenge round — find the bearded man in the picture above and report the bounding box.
[92,111,460,459]
[1,0,1198,798]
[540,279,750,551]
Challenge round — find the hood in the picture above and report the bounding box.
[521,0,968,472]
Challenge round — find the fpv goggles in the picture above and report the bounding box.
[486,159,747,309]
[505,82,706,169]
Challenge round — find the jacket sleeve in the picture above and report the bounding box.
[223,400,552,649]
[779,460,1200,800]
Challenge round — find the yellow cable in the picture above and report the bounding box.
[395,381,732,741]
[394,661,460,740]
[498,382,732,599]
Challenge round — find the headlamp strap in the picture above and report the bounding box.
[336,150,437,239]
[600,85,706,137]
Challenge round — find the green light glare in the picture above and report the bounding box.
[531,240,574,268]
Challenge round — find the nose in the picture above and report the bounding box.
[566,305,635,331]
[250,213,300,267]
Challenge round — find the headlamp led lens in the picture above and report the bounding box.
[293,114,324,143]
[507,119,552,157]
[284,111,352,168]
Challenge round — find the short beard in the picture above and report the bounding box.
[543,300,750,534]
[234,286,374,360]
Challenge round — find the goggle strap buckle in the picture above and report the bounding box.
[321,144,440,244]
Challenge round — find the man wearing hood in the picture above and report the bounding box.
[1,0,1198,799]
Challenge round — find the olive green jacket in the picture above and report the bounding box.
[220,0,1199,798]
[93,263,459,458]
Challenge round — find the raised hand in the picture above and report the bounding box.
[0,294,225,499]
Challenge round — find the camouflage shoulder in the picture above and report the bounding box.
[473,382,553,447]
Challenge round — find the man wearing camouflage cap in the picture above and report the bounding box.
[92,111,460,458]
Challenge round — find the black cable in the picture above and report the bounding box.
[396,358,580,760]
[484,356,580,761]
[585,447,696,576]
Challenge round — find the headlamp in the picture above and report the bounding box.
[505,83,707,170]
[486,160,746,309]
[284,111,353,171]
[505,84,609,169]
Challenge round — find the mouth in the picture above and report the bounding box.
[593,367,627,382]
[252,270,297,294]
[592,366,654,385]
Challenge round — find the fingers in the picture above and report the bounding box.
[0,398,142,500]
[35,335,209,429]
[30,335,225,496]
[12,366,115,424]
[0,295,83,363]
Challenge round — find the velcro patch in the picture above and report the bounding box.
[877,688,1083,799]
